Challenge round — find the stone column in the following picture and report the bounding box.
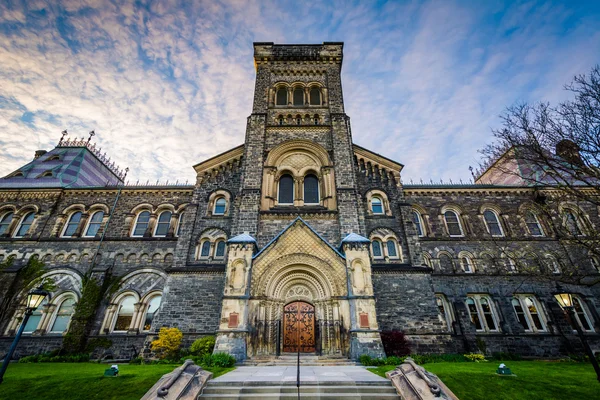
[342,236,386,360]
[214,235,257,362]
[146,213,158,237]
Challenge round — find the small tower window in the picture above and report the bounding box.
[278,174,294,205]
[310,88,321,105]
[276,88,287,105]
[371,196,384,214]
[293,88,304,106]
[214,197,227,215]
[303,174,319,205]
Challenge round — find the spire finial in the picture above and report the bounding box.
[59,129,68,145]
[87,130,95,144]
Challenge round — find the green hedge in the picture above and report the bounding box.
[18,352,90,363]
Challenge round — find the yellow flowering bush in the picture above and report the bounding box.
[151,327,183,360]
[464,353,487,362]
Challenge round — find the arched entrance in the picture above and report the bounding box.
[283,301,316,353]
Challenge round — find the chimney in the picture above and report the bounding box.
[34,150,47,160]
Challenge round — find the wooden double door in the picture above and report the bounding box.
[283,301,316,353]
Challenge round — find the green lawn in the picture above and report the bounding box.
[368,361,599,400]
[0,363,235,400]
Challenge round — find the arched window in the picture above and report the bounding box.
[50,297,76,333]
[572,297,594,332]
[278,174,294,205]
[23,298,46,333]
[525,211,544,237]
[563,210,583,236]
[154,211,172,237]
[276,88,287,105]
[0,212,14,236]
[412,210,425,237]
[545,255,561,274]
[512,296,546,332]
[371,240,383,259]
[214,197,227,215]
[215,241,226,258]
[443,210,463,237]
[84,211,104,237]
[200,241,211,258]
[309,88,321,105]
[313,115,320,125]
[62,211,82,237]
[132,211,151,237]
[278,115,284,125]
[436,294,453,331]
[371,197,384,214]
[175,214,183,237]
[113,295,136,332]
[386,240,398,258]
[423,253,433,268]
[466,295,499,332]
[296,115,301,125]
[303,174,319,204]
[143,295,162,331]
[14,212,35,238]
[483,210,503,237]
[459,255,474,273]
[293,88,304,106]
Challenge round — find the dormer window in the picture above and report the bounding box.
[47,155,60,161]
[40,171,53,178]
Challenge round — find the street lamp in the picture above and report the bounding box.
[0,286,49,384]
[554,291,600,382]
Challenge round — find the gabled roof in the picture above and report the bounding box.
[193,145,244,176]
[253,216,345,260]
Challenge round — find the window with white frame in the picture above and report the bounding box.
[386,240,399,259]
[23,298,46,333]
[214,197,227,215]
[154,211,172,237]
[0,212,14,236]
[571,296,594,332]
[371,196,384,215]
[443,210,464,237]
[142,295,162,331]
[175,214,183,237]
[215,240,226,259]
[466,295,499,332]
[49,296,76,333]
[371,239,383,259]
[525,211,544,237]
[436,294,454,331]
[62,211,82,237]
[84,211,104,237]
[412,210,425,237]
[512,295,547,333]
[14,212,35,238]
[459,255,475,273]
[132,211,150,237]
[483,209,504,237]
[113,295,136,332]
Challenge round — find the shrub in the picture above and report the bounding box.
[151,327,183,360]
[380,330,411,357]
[464,353,487,362]
[18,352,90,363]
[190,336,215,357]
[211,352,236,368]
[384,356,403,366]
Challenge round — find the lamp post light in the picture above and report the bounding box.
[554,291,600,382]
[0,286,49,384]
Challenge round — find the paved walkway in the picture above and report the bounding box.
[211,366,388,384]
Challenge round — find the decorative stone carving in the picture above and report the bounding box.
[386,358,459,400]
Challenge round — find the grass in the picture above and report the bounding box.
[0,363,235,400]
[368,361,599,400]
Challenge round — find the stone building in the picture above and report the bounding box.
[0,42,598,362]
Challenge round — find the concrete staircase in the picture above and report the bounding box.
[198,381,399,399]
[243,354,357,366]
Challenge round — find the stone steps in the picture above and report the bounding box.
[243,355,357,367]
[199,382,399,399]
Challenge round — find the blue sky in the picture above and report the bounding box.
[0,0,599,184]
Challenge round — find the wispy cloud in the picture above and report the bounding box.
[0,0,598,184]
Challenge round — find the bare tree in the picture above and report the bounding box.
[477,65,600,285]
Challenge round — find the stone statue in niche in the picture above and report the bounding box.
[352,261,365,292]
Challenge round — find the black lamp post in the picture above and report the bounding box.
[554,291,600,382]
[0,286,49,384]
